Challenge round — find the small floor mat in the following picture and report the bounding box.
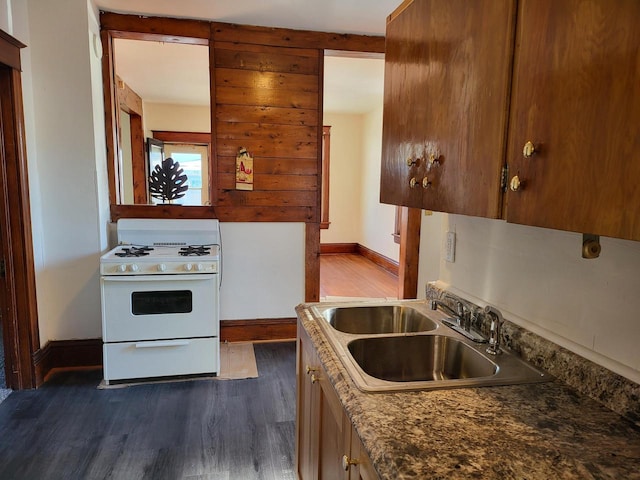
[98,341,258,389]
[218,341,259,380]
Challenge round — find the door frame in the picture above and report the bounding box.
[0,30,40,389]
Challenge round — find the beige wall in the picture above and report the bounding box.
[359,105,397,261]
[143,102,210,137]
[320,113,363,245]
[321,109,398,262]
[418,213,640,384]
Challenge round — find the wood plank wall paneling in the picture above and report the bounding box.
[212,30,322,221]
[212,22,385,53]
[100,12,210,43]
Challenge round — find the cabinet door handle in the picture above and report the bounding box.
[509,175,522,192]
[310,374,319,384]
[342,454,359,471]
[305,365,318,375]
[523,141,536,158]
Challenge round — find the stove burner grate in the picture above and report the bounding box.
[179,245,211,256]
[115,246,154,257]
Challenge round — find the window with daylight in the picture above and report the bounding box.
[150,143,210,206]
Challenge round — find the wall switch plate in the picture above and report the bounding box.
[445,231,456,263]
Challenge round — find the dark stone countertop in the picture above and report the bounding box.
[297,302,640,480]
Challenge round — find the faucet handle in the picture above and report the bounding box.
[484,305,504,355]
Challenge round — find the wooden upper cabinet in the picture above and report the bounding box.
[504,0,640,240]
[380,0,516,218]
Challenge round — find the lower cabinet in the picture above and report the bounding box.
[296,321,378,480]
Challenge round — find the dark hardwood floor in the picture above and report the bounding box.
[320,253,398,299]
[0,342,296,480]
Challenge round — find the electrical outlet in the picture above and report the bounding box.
[445,231,456,263]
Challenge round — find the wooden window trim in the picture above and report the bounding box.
[100,14,213,220]
[152,132,211,207]
[152,131,211,144]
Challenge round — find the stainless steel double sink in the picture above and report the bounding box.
[311,301,551,392]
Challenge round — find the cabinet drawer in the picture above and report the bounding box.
[103,337,219,383]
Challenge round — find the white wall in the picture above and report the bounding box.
[15,0,108,342]
[0,0,11,33]
[219,223,305,320]
[321,110,398,262]
[418,213,640,384]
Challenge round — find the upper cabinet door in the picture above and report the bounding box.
[505,0,640,240]
[380,0,516,218]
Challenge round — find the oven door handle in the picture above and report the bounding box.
[134,340,191,349]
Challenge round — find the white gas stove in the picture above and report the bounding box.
[100,219,221,384]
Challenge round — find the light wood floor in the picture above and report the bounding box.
[320,253,398,299]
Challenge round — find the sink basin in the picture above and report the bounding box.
[310,300,551,392]
[347,335,496,382]
[323,305,437,334]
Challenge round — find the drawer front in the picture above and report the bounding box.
[101,274,219,342]
[103,337,219,382]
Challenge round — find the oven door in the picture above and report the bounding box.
[101,274,219,342]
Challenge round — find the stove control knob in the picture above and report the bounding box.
[117,264,127,273]
[185,263,193,272]
[130,264,139,272]
[196,263,204,272]
[157,264,167,272]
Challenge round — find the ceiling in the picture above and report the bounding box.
[99,0,397,114]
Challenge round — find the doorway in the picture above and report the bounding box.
[320,53,403,300]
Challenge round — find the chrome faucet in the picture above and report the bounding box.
[484,305,504,355]
[429,297,487,343]
[429,299,462,324]
[438,293,478,332]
